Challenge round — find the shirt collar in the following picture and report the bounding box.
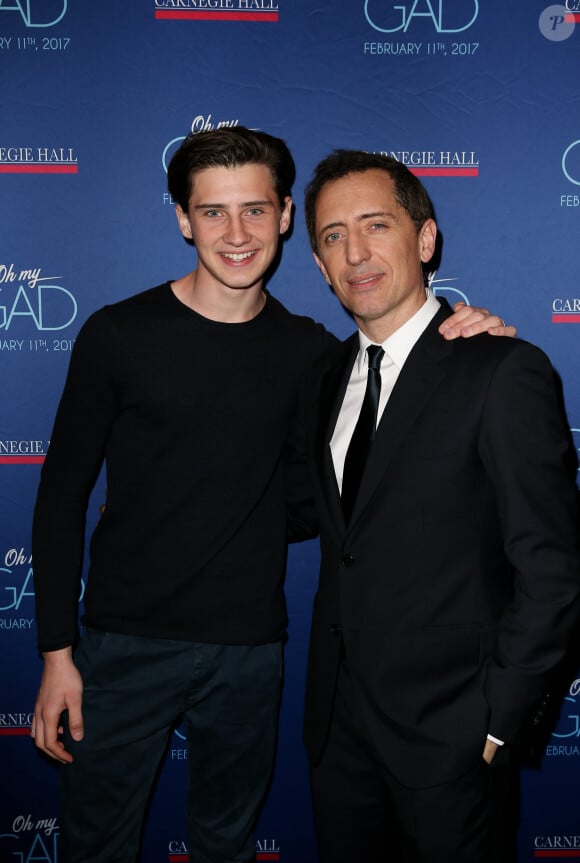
[357,290,441,373]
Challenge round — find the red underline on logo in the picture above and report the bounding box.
[410,167,478,177]
[168,855,278,862]
[0,728,31,736]
[564,13,580,22]
[0,456,46,464]
[534,852,580,858]
[552,315,580,323]
[0,165,78,174]
[155,10,278,21]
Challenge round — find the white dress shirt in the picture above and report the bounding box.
[331,290,440,493]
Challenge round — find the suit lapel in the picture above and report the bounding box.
[348,303,454,526]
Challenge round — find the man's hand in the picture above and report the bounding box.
[439,302,516,340]
[32,647,84,764]
[482,738,499,764]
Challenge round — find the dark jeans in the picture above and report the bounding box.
[60,629,283,863]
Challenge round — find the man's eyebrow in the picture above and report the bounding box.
[357,210,399,222]
[193,199,275,210]
[317,210,399,235]
[317,220,344,236]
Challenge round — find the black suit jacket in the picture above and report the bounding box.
[300,302,580,787]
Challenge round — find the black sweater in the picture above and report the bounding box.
[33,283,334,652]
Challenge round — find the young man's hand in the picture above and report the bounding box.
[32,647,84,764]
[439,302,516,340]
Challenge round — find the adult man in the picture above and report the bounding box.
[31,128,510,863]
[299,150,580,862]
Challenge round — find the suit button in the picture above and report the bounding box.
[341,553,354,567]
[329,625,341,636]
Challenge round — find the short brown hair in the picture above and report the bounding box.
[167,126,296,211]
[304,150,435,253]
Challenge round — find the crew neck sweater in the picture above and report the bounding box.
[33,283,334,652]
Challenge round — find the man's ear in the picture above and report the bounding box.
[175,205,193,241]
[419,219,437,264]
[313,251,332,287]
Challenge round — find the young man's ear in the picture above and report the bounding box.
[279,196,293,235]
[175,205,193,241]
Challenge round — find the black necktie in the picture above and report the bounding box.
[341,344,385,522]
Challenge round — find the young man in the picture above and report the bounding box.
[299,150,580,863]
[31,128,511,863]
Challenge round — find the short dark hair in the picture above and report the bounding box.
[304,150,435,253]
[167,126,296,211]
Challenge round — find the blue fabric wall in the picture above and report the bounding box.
[2,2,579,860]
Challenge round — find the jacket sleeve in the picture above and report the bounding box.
[478,341,580,742]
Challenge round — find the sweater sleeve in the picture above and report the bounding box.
[286,324,338,543]
[32,308,120,652]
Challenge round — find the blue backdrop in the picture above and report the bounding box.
[2,1,579,860]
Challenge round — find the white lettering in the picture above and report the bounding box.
[4,548,32,566]
[552,298,580,313]
[562,140,580,185]
[364,0,478,34]
[0,618,34,629]
[0,712,34,726]
[0,0,67,28]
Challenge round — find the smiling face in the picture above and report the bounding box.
[176,162,292,296]
[313,169,437,342]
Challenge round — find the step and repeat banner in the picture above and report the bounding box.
[1,1,579,861]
